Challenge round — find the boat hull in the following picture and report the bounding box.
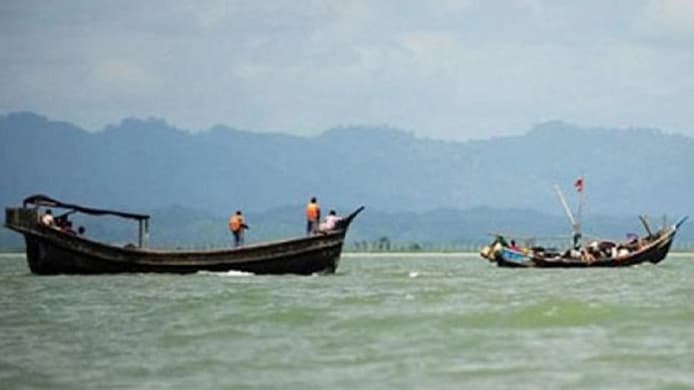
[493,225,680,268]
[5,198,363,275]
[19,227,346,275]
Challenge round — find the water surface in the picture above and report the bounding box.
[1,253,694,389]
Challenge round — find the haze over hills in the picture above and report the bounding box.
[1,112,692,248]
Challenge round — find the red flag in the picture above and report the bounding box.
[574,177,584,192]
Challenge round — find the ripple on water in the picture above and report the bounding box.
[2,253,694,389]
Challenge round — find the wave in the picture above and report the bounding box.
[196,270,255,277]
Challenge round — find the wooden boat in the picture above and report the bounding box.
[4,194,364,275]
[480,216,687,268]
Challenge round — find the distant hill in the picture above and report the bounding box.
[0,109,694,248]
[0,113,694,253]
[1,111,692,225]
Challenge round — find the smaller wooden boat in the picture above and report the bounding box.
[480,216,687,268]
[4,194,364,275]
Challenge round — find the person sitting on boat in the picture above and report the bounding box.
[624,233,641,251]
[509,240,521,251]
[40,209,55,227]
[581,248,596,263]
[319,210,342,232]
[306,197,321,235]
[563,248,582,259]
[77,226,86,237]
[229,210,249,247]
[598,241,616,258]
[481,235,509,261]
[62,220,76,235]
[587,241,601,260]
[616,245,630,257]
[55,215,67,229]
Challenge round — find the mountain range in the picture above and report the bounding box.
[1,112,692,249]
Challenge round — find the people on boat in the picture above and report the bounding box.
[40,209,55,227]
[306,197,321,235]
[572,232,582,250]
[319,210,342,232]
[228,210,249,247]
[586,241,602,260]
[562,248,581,259]
[616,245,630,257]
[597,241,616,258]
[55,215,67,229]
[62,220,76,235]
[580,248,596,263]
[624,233,641,251]
[509,240,521,251]
[480,235,508,261]
[77,226,86,237]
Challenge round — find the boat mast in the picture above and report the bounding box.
[554,185,581,248]
[639,215,654,237]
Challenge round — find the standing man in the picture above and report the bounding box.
[228,210,249,247]
[306,197,320,235]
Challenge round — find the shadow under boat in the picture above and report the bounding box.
[4,194,364,275]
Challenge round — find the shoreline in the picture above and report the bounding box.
[2,251,693,258]
[342,252,477,257]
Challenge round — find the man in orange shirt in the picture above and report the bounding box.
[306,197,320,235]
[228,210,249,247]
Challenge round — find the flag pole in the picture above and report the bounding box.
[573,176,584,249]
[577,175,584,236]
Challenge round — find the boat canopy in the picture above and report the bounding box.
[23,194,150,221]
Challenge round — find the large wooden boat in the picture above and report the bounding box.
[4,195,364,275]
[480,216,687,268]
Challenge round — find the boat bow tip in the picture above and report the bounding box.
[675,216,688,230]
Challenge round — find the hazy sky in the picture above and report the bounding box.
[1,0,693,140]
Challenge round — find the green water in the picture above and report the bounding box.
[1,253,694,389]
